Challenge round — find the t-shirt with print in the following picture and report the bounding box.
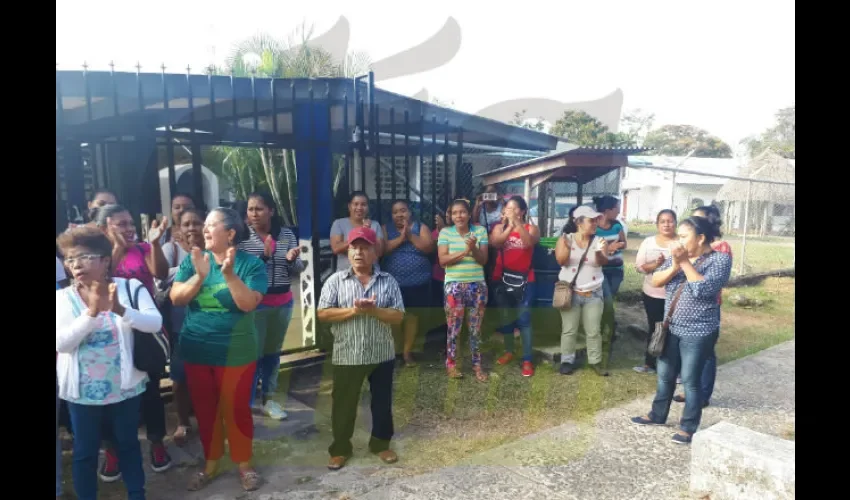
[114,243,156,296]
[330,218,385,271]
[438,225,489,283]
[175,249,268,367]
[596,221,624,269]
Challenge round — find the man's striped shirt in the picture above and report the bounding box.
[318,267,405,366]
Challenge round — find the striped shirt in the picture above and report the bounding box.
[438,225,489,283]
[318,267,405,366]
[238,226,304,294]
[596,221,624,269]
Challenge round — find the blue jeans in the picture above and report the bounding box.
[602,267,625,297]
[67,395,146,500]
[649,330,719,434]
[601,267,624,346]
[252,302,294,403]
[56,381,63,497]
[497,282,536,362]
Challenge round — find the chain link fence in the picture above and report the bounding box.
[618,156,795,300]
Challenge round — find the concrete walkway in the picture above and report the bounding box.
[170,339,794,500]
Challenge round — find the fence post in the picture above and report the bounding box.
[739,180,753,275]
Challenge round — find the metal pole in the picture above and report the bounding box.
[670,169,677,212]
[739,180,753,275]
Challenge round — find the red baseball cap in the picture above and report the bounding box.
[347,227,377,245]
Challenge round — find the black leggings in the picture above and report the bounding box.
[642,293,666,369]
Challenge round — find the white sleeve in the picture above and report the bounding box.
[55,257,67,282]
[119,279,164,333]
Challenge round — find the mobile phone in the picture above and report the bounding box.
[482,192,498,202]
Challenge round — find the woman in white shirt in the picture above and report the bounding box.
[56,226,163,500]
[633,209,678,374]
[554,206,610,377]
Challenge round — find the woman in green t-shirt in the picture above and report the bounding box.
[438,199,490,381]
[170,207,268,493]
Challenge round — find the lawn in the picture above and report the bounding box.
[250,277,795,469]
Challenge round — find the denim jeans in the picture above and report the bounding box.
[252,301,294,403]
[649,330,719,434]
[67,395,146,500]
[496,281,536,362]
[56,380,63,497]
[103,373,166,446]
[673,331,719,405]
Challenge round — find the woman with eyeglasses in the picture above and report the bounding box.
[56,226,163,500]
[91,204,173,480]
[170,208,268,492]
[438,199,490,381]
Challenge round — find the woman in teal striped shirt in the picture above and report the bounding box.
[593,196,628,362]
[438,199,490,382]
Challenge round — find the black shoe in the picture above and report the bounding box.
[559,362,575,375]
[590,364,609,377]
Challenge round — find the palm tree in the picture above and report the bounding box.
[210,24,371,225]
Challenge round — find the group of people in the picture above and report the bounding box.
[56,190,301,499]
[55,184,731,499]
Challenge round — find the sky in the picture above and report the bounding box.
[56,0,795,150]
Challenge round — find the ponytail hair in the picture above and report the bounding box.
[681,214,723,245]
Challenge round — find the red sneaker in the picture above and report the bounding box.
[99,449,122,482]
[521,361,534,377]
[496,352,514,365]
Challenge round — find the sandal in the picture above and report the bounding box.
[173,425,191,447]
[403,354,418,368]
[240,470,262,491]
[473,366,489,382]
[447,366,464,379]
[187,471,216,491]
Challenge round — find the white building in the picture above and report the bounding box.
[620,156,741,222]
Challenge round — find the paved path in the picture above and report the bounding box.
[162,340,794,500]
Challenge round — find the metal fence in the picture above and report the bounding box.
[618,160,795,299]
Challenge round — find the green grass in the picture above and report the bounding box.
[249,277,795,469]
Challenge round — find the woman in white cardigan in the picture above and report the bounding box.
[56,226,162,500]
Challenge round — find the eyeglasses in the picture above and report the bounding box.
[64,254,104,266]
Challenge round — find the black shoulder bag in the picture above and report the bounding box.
[125,279,171,376]
[493,224,534,308]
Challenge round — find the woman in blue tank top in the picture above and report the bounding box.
[593,196,628,366]
[381,200,435,366]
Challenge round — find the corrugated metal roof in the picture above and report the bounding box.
[475,145,650,178]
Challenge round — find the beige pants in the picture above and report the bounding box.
[559,289,605,365]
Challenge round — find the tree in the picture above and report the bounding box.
[549,110,634,147]
[619,108,655,147]
[741,105,795,159]
[643,124,732,158]
[509,109,547,132]
[208,24,372,224]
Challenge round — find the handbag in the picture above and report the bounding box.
[648,284,684,358]
[552,234,595,310]
[493,224,533,307]
[125,279,171,375]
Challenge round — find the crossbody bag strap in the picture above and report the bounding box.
[568,235,595,288]
[663,251,713,326]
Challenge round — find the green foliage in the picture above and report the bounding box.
[203,23,372,224]
[549,110,634,147]
[509,109,547,132]
[741,105,795,159]
[643,124,733,158]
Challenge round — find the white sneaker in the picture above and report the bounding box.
[263,400,289,421]
[633,366,656,374]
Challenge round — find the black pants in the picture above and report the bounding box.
[642,293,666,369]
[329,360,394,458]
[103,372,167,447]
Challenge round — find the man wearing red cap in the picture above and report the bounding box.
[317,227,405,470]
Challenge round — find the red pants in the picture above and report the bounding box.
[183,361,256,463]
